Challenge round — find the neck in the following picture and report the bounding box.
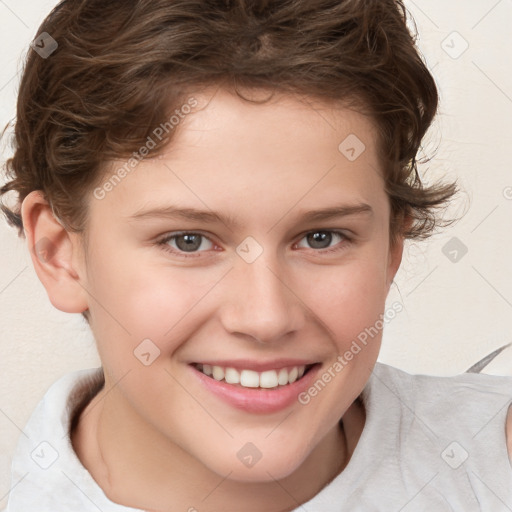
[72,385,365,512]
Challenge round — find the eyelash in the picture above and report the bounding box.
[156,230,353,259]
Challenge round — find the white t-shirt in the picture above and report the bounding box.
[5,362,512,511]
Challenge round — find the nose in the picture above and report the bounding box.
[219,253,306,344]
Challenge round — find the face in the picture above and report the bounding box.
[77,87,402,482]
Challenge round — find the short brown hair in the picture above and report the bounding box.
[1,0,456,243]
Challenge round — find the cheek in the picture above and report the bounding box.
[302,255,389,341]
[84,244,226,357]
[288,259,389,435]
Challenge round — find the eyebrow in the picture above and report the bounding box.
[128,203,373,229]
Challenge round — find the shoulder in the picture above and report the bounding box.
[6,367,105,511]
[373,362,512,460]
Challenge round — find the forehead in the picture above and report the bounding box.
[90,88,386,227]
[169,87,379,161]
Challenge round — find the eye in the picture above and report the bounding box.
[295,230,350,252]
[156,229,351,259]
[157,232,216,257]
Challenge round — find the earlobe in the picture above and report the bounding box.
[21,190,89,314]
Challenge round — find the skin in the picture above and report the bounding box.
[21,86,453,511]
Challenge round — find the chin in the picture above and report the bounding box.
[201,445,308,484]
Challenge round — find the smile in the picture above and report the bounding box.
[190,360,321,413]
[194,363,311,389]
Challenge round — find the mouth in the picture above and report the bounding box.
[189,360,321,413]
[192,362,315,389]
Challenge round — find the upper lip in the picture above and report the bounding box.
[191,359,318,372]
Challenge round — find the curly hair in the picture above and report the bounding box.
[0,0,456,244]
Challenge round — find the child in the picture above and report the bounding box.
[2,0,512,510]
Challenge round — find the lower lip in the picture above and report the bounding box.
[190,364,321,414]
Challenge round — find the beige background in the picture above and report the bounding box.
[1,0,512,507]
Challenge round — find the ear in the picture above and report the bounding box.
[386,214,412,288]
[21,190,89,313]
[386,235,404,289]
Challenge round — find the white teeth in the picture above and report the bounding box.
[198,364,308,388]
[224,367,240,384]
[240,369,260,388]
[259,370,278,388]
[277,368,289,386]
[212,366,225,381]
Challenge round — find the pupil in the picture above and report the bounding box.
[307,231,331,249]
[177,234,201,252]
